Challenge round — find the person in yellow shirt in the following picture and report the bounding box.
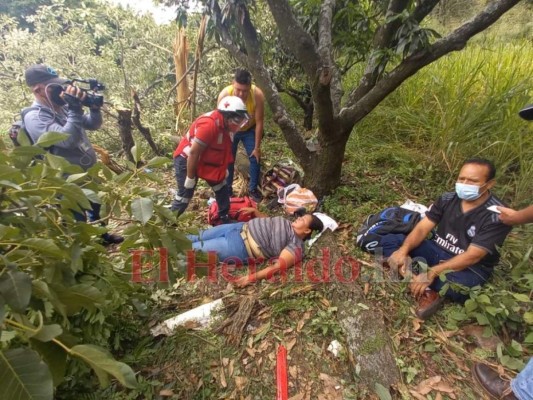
[218,69,265,203]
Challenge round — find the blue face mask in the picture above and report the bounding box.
[455,182,487,201]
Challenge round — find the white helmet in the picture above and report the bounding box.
[217,96,249,119]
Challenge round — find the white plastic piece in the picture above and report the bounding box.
[150,299,223,336]
[487,205,501,214]
[327,340,342,357]
[400,199,428,218]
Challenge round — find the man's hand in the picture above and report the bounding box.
[234,274,255,288]
[409,271,434,299]
[497,206,525,226]
[251,147,261,161]
[61,85,86,110]
[387,249,410,277]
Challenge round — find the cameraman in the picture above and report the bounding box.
[23,64,123,245]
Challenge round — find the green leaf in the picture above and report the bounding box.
[131,145,141,164]
[476,294,491,304]
[524,332,533,344]
[524,311,533,325]
[499,355,524,371]
[0,180,22,190]
[464,299,477,313]
[145,156,171,168]
[0,268,32,313]
[69,344,137,389]
[0,225,20,240]
[52,284,104,315]
[66,172,88,183]
[35,131,69,148]
[30,340,67,387]
[20,238,63,258]
[475,313,489,325]
[31,325,63,342]
[56,183,91,210]
[45,153,70,170]
[374,382,392,400]
[81,188,101,204]
[513,293,530,303]
[0,348,53,400]
[131,197,153,225]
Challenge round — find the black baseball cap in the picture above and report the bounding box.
[519,104,533,121]
[25,64,69,86]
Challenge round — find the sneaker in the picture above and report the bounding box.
[249,189,263,203]
[102,233,124,246]
[415,289,445,320]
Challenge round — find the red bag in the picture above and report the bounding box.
[208,196,257,226]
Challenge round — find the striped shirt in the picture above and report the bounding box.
[247,216,304,260]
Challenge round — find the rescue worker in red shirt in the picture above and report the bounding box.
[171,96,249,223]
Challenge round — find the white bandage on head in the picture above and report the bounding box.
[184,176,196,189]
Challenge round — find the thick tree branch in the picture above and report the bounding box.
[340,0,521,132]
[412,0,441,23]
[265,0,321,80]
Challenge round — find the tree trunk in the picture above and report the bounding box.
[117,108,135,163]
[303,135,348,197]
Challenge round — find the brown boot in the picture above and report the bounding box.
[472,363,517,400]
[415,289,445,320]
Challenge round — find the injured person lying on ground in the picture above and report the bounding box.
[187,208,324,287]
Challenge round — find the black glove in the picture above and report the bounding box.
[63,93,83,112]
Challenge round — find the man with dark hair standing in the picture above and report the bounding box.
[218,68,265,203]
[23,64,123,245]
[382,158,512,319]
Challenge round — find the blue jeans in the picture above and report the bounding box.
[226,127,260,193]
[380,234,492,302]
[187,222,249,263]
[512,358,533,400]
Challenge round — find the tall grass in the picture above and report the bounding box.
[360,39,533,206]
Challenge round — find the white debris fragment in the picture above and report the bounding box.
[150,299,223,336]
[327,340,342,357]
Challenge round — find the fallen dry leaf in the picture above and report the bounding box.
[246,348,256,357]
[222,357,229,367]
[220,367,227,388]
[289,394,305,400]
[229,359,235,377]
[234,376,248,391]
[414,375,442,395]
[412,318,422,332]
[289,365,298,379]
[409,390,428,400]
[435,393,443,400]
[159,389,174,397]
[434,380,455,394]
[286,338,297,353]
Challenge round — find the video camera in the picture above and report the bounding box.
[68,78,105,108]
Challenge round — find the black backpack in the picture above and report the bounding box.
[8,106,40,146]
[356,206,422,253]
